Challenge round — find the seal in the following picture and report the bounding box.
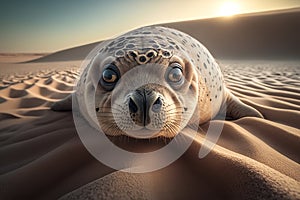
[51,26,263,139]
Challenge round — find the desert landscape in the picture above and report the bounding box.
[0,8,299,200]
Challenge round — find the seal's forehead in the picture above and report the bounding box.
[98,26,192,55]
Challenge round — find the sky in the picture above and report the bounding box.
[0,0,299,53]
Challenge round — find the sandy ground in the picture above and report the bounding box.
[0,58,299,199]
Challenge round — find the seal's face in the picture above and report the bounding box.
[93,46,199,139]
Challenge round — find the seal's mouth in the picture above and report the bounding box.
[126,127,160,139]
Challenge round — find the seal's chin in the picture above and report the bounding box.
[124,127,161,139]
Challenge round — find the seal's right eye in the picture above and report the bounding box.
[165,63,184,89]
[100,64,120,91]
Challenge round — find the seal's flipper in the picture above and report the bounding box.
[51,94,73,111]
[225,91,263,120]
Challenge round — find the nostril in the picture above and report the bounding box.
[129,97,138,113]
[152,97,162,113]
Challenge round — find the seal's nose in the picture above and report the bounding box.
[129,97,138,113]
[128,88,162,126]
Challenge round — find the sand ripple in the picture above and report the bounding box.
[0,60,299,199]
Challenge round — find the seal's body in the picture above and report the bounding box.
[52,26,263,138]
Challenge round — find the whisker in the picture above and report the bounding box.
[165,112,191,116]
[165,103,183,108]
[164,107,185,113]
[101,122,122,136]
[96,105,125,112]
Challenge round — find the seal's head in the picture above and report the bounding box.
[87,27,200,138]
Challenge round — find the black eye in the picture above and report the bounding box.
[102,69,118,83]
[168,67,183,82]
[100,64,120,91]
[166,63,184,88]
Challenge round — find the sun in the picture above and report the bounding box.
[219,2,240,17]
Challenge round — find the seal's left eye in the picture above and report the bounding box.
[100,64,120,91]
[102,69,118,83]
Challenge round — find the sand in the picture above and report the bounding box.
[0,58,299,199]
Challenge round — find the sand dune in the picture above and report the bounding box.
[0,59,299,199]
[164,8,300,59]
[29,8,300,63]
[0,53,48,63]
[28,43,101,63]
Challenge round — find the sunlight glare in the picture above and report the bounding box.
[219,2,240,16]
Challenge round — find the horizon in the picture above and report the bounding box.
[0,0,299,53]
